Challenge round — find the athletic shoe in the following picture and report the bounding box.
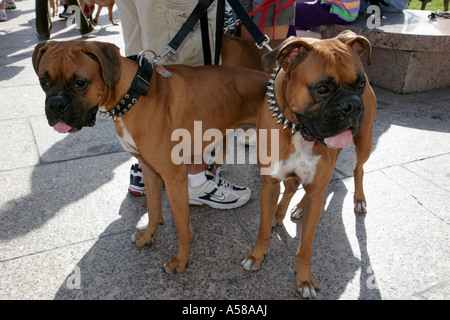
[59,11,71,19]
[5,0,16,10]
[128,163,145,196]
[188,164,251,209]
[81,25,101,38]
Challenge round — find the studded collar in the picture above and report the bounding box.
[267,67,318,142]
[99,55,153,120]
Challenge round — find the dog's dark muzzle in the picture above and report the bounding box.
[45,94,97,132]
[298,93,365,140]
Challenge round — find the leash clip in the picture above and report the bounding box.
[137,48,173,79]
[137,49,158,67]
[151,43,179,65]
[255,34,273,52]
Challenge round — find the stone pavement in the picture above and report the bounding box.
[0,0,449,301]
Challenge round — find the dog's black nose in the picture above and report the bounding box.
[340,96,363,115]
[47,96,69,114]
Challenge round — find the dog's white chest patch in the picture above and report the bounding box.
[270,133,320,186]
[117,118,140,155]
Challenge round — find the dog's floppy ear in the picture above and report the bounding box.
[32,42,52,74]
[336,30,372,66]
[83,41,122,88]
[262,36,314,73]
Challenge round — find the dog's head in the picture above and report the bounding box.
[263,30,372,148]
[32,41,121,133]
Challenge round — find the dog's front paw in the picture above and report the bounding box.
[354,201,367,214]
[241,254,264,271]
[298,284,318,299]
[163,257,189,274]
[131,231,155,247]
[295,267,319,299]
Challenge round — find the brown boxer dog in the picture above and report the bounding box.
[239,31,376,298]
[80,0,118,26]
[221,34,285,71]
[32,40,270,275]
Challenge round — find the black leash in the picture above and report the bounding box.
[155,0,272,66]
[167,0,215,57]
[226,0,269,47]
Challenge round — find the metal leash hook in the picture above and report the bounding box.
[137,47,174,79]
[255,34,273,52]
[151,43,179,65]
[137,49,158,67]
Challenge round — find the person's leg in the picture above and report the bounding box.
[0,0,7,21]
[115,0,144,56]
[115,1,148,196]
[65,0,94,34]
[241,0,295,39]
[35,0,51,39]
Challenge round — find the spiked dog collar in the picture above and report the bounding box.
[267,67,318,142]
[99,55,153,120]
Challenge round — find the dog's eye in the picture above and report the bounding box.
[74,80,88,90]
[39,78,50,89]
[315,85,331,95]
[357,80,366,89]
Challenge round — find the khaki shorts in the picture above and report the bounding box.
[116,0,216,66]
[239,0,295,26]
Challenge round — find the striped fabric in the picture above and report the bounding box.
[321,0,361,22]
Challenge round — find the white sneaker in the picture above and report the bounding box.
[82,25,101,38]
[128,163,145,196]
[188,165,251,209]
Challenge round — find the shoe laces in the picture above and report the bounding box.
[212,167,234,190]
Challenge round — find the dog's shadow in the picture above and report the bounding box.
[0,118,125,243]
[47,149,382,300]
[270,178,382,300]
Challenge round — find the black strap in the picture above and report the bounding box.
[166,0,268,66]
[226,0,267,46]
[167,0,215,53]
[214,0,226,65]
[200,11,212,65]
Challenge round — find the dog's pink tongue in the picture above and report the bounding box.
[54,121,72,133]
[324,129,352,148]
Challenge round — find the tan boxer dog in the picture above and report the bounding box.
[32,40,270,275]
[237,31,376,298]
[80,0,117,26]
[221,34,285,71]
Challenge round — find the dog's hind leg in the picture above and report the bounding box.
[132,159,164,247]
[93,5,102,24]
[107,3,118,25]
